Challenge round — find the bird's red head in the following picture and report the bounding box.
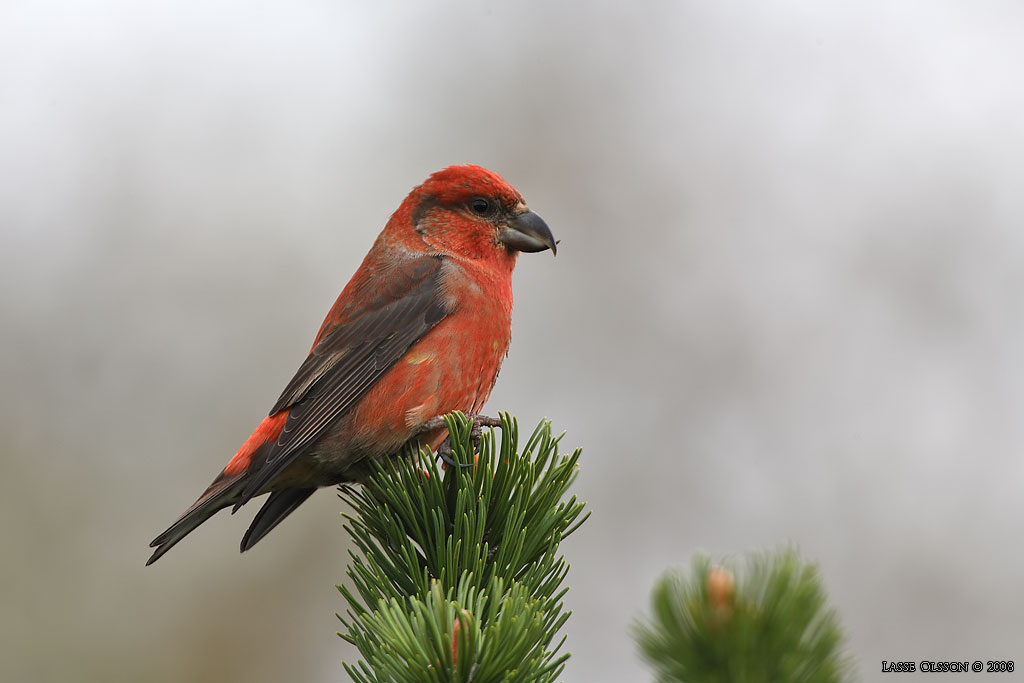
[385,164,556,263]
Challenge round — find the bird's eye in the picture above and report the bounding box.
[469,198,493,216]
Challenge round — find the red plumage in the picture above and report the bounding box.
[147,164,555,565]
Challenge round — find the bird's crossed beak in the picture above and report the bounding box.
[499,209,557,256]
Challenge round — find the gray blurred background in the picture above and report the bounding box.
[3,1,1022,681]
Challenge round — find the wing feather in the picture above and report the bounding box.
[235,255,450,504]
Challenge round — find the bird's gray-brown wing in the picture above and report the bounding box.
[234,254,451,506]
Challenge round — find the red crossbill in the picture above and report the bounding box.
[147,164,555,564]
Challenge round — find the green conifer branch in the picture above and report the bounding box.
[633,548,855,683]
[337,412,588,682]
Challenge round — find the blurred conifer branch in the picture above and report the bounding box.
[337,412,588,682]
[633,548,855,682]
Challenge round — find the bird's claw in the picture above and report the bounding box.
[435,437,473,468]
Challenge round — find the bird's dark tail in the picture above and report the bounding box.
[240,487,317,552]
[146,474,245,565]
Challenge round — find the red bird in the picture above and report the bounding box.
[147,164,555,565]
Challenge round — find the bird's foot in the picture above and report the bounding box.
[420,413,502,468]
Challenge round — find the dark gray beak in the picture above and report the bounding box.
[499,210,557,255]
